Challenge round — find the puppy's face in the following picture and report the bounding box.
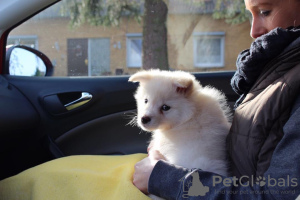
[129,70,197,132]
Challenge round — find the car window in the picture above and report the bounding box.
[7,0,252,77]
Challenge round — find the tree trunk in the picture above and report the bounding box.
[142,0,169,70]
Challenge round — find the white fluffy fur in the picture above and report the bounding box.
[129,70,231,176]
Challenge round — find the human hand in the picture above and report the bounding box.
[133,150,165,194]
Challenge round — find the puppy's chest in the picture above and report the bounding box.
[151,133,204,166]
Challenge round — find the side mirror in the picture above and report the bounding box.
[5,45,53,76]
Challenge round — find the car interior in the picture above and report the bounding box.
[0,0,243,181]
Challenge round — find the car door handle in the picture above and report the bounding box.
[64,92,92,111]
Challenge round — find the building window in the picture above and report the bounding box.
[7,35,38,49]
[67,38,111,76]
[127,33,142,68]
[193,32,225,68]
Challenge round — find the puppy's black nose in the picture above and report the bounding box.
[141,116,151,124]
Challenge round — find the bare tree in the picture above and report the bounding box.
[142,0,169,70]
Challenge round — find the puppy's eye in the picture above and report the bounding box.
[161,104,171,111]
[145,99,148,104]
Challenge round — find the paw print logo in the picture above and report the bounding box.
[256,176,266,187]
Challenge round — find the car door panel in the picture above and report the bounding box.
[0,76,39,134]
[4,71,238,154]
[1,71,237,179]
[55,110,151,156]
[5,76,138,140]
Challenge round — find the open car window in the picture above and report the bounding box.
[7,0,252,77]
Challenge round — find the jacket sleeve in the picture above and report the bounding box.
[148,98,300,200]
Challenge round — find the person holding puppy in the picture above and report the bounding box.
[133,0,300,199]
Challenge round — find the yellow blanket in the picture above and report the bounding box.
[0,154,150,200]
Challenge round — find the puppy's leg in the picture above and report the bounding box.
[147,140,155,153]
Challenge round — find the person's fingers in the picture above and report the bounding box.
[132,158,152,194]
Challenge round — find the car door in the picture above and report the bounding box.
[0,0,243,180]
[0,68,237,181]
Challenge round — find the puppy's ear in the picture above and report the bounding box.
[128,71,153,83]
[173,78,193,96]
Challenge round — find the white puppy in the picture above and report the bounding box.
[129,70,231,176]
